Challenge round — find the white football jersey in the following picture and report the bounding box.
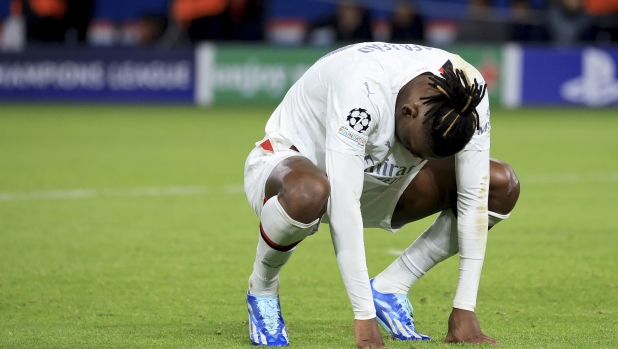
[264,42,489,169]
[260,43,491,319]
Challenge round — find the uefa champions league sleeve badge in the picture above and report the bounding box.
[346,108,371,134]
[335,108,371,150]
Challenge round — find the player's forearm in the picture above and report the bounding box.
[332,237,376,319]
[326,150,376,320]
[453,217,487,311]
[453,149,490,311]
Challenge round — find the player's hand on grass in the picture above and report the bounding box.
[354,318,389,349]
[444,308,498,344]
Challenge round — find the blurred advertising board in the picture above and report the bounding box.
[502,45,618,107]
[6,44,618,108]
[0,48,194,102]
[196,44,502,106]
[196,44,329,106]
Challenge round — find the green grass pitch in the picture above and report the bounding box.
[0,104,617,348]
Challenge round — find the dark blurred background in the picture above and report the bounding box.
[2,0,617,48]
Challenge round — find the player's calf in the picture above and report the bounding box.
[249,193,322,297]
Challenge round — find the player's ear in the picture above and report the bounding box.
[403,102,421,119]
[401,104,414,119]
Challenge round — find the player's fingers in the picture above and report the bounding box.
[443,333,456,343]
[443,333,498,345]
[356,342,389,349]
[480,334,499,345]
[469,334,498,345]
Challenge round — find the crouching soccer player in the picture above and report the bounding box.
[243,42,520,348]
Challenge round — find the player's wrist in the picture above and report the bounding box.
[452,302,475,312]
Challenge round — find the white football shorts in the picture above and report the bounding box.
[244,144,301,217]
[244,145,427,232]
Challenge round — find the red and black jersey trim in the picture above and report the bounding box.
[438,60,453,74]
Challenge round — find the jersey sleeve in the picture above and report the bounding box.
[322,62,388,320]
[326,149,375,319]
[324,62,386,157]
[452,95,491,311]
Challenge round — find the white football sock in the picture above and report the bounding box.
[374,209,510,295]
[248,195,319,296]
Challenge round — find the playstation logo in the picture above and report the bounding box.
[561,48,618,107]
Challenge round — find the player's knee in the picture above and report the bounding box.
[489,160,520,215]
[280,172,330,223]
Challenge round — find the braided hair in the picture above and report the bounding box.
[420,65,487,157]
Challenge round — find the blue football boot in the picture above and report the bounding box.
[370,278,430,341]
[247,292,289,346]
